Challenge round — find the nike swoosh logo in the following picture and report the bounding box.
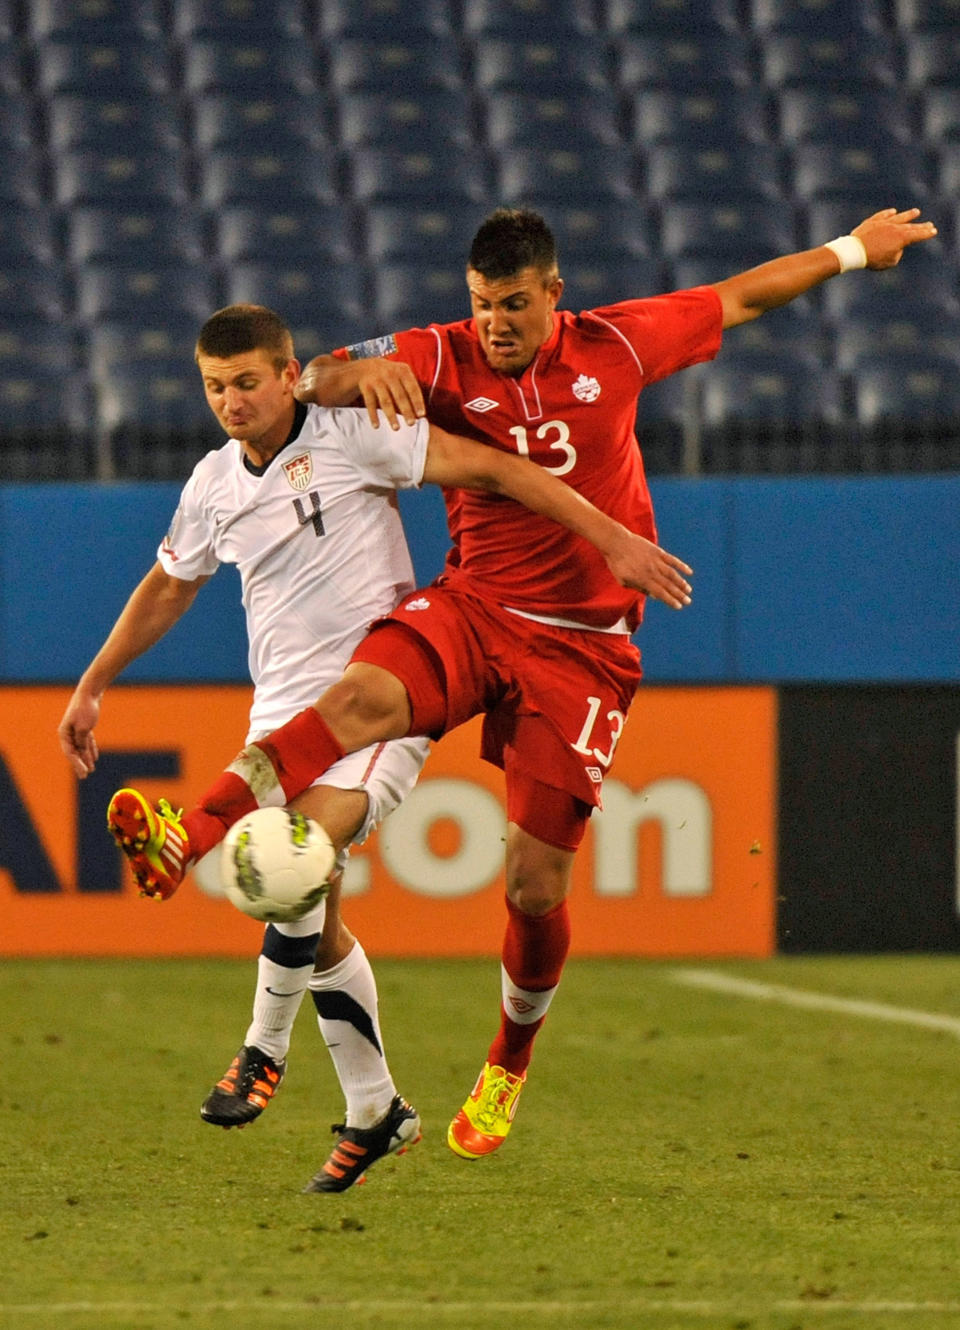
[265,986,306,997]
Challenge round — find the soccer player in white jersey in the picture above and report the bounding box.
[59,303,693,1192]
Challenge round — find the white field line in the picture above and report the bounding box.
[671,968,960,1038]
[3,1299,960,1318]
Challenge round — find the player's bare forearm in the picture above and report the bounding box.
[295,355,425,429]
[713,207,937,328]
[422,428,693,609]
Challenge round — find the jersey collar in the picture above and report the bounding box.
[241,400,308,476]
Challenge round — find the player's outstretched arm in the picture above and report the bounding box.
[57,563,208,777]
[421,426,693,609]
[295,354,424,430]
[712,207,938,329]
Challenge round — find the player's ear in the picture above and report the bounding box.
[549,275,564,307]
[282,358,302,388]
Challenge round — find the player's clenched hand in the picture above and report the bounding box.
[604,531,693,610]
[57,691,100,778]
[852,207,937,270]
[296,357,425,430]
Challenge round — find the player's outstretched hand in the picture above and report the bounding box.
[852,207,937,269]
[58,690,100,778]
[605,531,693,610]
[295,357,425,430]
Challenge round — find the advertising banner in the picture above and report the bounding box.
[1,685,776,958]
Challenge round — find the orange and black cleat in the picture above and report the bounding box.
[302,1095,421,1193]
[200,1045,286,1127]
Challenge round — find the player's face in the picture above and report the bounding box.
[197,349,301,463]
[467,266,563,375]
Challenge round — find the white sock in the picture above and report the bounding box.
[244,918,322,1062]
[308,942,396,1128]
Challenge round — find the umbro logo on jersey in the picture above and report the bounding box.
[508,995,536,1015]
[283,451,313,491]
[586,766,603,783]
[572,374,601,403]
[464,396,499,413]
[405,597,431,611]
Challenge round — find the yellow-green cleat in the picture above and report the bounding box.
[107,787,190,900]
[447,1061,526,1159]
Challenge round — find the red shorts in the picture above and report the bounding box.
[350,584,642,846]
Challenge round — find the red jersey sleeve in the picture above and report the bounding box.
[589,286,723,386]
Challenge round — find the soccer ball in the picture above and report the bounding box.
[221,806,336,922]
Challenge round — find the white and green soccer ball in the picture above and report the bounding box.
[221,806,335,922]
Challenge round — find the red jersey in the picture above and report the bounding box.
[339,288,722,631]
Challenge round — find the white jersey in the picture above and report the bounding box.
[158,402,429,734]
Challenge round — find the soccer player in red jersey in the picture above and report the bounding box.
[107,204,936,1161]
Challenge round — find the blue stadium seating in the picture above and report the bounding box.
[561,258,664,309]
[895,0,960,29]
[0,206,57,263]
[198,148,340,208]
[362,204,483,264]
[225,262,368,326]
[0,39,20,93]
[338,90,474,150]
[27,0,163,40]
[172,0,307,39]
[319,0,455,39]
[497,143,638,204]
[0,264,67,321]
[605,0,741,34]
[47,93,184,153]
[74,262,218,324]
[215,204,356,265]
[759,33,900,88]
[833,311,960,372]
[349,146,490,205]
[700,355,844,427]
[466,0,597,37]
[615,33,755,89]
[66,206,207,266]
[51,148,189,208]
[820,245,958,322]
[921,87,960,143]
[473,37,610,94]
[372,263,470,328]
[644,143,784,203]
[0,92,37,150]
[904,31,960,88]
[87,319,204,379]
[749,0,887,34]
[182,39,317,97]
[325,37,465,94]
[191,93,330,153]
[34,39,171,95]
[776,87,914,147]
[482,90,622,150]
[660,200,798,263]
[630,88,772,145]
[789,142,932,203]
[852,351,960,425]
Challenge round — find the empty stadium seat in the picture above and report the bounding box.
[225,262,368,326]
[198,148,340,208]
[325,37,465,94]
[191,93,330,153]
[561,258,664,309]
[0,39,20,93]
[216,204,355,265]
[362,204,482,263]
[51,148,189,208]
[820,246,957,322]
[86,318,203,378]
[701,355,843,426]
[27,0,163,40]
[0,321,79,370]
[630,87,772,145]
[548,200,657,261]
[894,0,960,29]
[904,31,960,88]
[0,149,43,206]
[644,143,784,202]
[660,200,798,263]
[604,0,741,34]
[722,306,827,367]
[750,0,887,34]
[349,146,489,205]
[74,262,218,324]
[319,0,455,39]
[34,39,171,95]
[789,142,931,203]
[833,311,960,372]
[338,90,474,150]
[482,90,621,150]
[182,39,317,97]
[759,33,900,88]
[935,142,960,198]
[473,37,610,94]
[172,0,307,39]
[47,93,184,153]
[852,351,960,426]
[66,206,207,266]
[0,2,13,39]
[497,143,638,204]
[776,87,914,146]
[372,263,469,328]
[466,0,596,37]
[614,33,755,90]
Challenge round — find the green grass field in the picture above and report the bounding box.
[3,955,960,1330]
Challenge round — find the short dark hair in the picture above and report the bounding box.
[195,304,294,370]
[467,207,558,282]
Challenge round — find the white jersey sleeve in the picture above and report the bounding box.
[156,458,222,581]
[322,406,429,491]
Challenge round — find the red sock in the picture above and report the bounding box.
[487,897,571,1076]
[183,709,347,860]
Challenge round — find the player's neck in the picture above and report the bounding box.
[240,401,303,469]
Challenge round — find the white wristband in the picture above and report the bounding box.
[824,234,868,273]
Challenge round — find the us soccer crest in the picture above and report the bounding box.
[282,452,312,491]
